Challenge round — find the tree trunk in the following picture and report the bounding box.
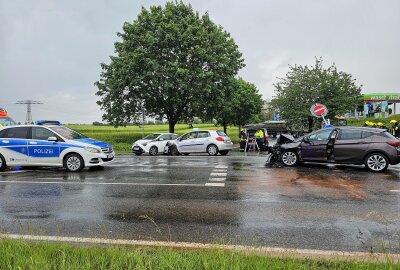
[223,125,227,134]
[168,120,176,133]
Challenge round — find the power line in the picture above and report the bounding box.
[16,100,43,124]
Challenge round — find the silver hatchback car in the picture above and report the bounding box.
[166,130,234,156]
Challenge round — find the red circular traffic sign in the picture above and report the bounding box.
[310,103,328,118]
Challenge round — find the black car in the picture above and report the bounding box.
[271,127,400,172]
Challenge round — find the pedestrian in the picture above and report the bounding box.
[389,120,399,137]
[239,128,247,151]
[255,128,264,149]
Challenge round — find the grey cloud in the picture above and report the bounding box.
[1,0,399,123]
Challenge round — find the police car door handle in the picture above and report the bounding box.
[29,141,38,145]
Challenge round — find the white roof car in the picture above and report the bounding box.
[132,133,178,156]
[0,123,114,172]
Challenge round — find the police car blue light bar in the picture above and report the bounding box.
[35,120,62,126]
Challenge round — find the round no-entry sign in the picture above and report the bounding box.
[310,103,328,118]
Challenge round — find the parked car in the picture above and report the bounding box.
[166,130,234,156]
[274,126,400,172]
[0,121,115,172]
[132,133,178,156]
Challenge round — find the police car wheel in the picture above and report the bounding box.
[0,154,7,172]
[64,154,84,172]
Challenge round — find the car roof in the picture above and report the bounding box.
[336,126,386,132]
[0,125,60,128]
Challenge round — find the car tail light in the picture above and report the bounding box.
[387,141,400,147]
[216,137,224,142]
[265,135,269,141]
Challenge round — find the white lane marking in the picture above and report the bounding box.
[1,233,399,261]
[215,165,228,169]
[0,180,205,187]
[210,172,227,177]
[205,183,225,187]
[209,178,226,182]
[212,169,227,172]
[390,190,400,192]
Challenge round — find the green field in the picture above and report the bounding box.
[0,239,398,270]
[67,124,240,153]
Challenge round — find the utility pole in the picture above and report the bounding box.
[16,100,43,124]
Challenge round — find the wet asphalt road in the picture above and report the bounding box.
[0,153,399,253]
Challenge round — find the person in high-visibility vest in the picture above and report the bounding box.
[389,120,399,137]
[255,129,264,149]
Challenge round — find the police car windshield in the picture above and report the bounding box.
[0,117,17,126]
[49,126,87,139]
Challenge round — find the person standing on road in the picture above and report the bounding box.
[239,128,247,151]
[255,129,264,149]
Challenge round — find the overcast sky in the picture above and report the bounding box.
[1,0,399,123]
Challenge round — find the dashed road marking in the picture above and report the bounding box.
[390,190,400,193]
[210,172,227,177]
[205,183,225,187]
[215,165,228,169]
[209,178,226,182]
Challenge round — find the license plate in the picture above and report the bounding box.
[107,154,114,159]
[133,147,139,150]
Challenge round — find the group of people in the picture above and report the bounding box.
[363,119,399,137]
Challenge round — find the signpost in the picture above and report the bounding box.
[310,103,328,126]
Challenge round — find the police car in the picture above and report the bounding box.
[0,121,114,172]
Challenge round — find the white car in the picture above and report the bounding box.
[0,121,115,172]
[166,130,234,156]
[132,133,178,156]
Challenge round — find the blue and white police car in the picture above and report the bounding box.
[0,121,114,172]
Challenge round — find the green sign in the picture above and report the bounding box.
[363,93,400,102]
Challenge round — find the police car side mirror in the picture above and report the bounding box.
[159,138,164,141]
[48,136,58,142]
[303,137,310,143]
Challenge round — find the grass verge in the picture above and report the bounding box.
[0,239,399,270]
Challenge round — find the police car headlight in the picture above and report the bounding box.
[85,147,101,153]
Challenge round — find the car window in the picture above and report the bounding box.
[3,127,30,139]
[384,132,398,140]
[308,129,332,141]
[0,129,9,138]
[361,131,373,139]
[160,134,170,140]
[180,132,195,141]
[339,130,362,140]
[32,127,57,141]
[143,134,161,140]
[197,131,210,138]
[216,131,227,137]
[171,134,178,140]
[49,126,87,139]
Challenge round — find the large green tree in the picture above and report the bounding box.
[95,1,244,132]
[214,78,263,133]
[271,58,362,131]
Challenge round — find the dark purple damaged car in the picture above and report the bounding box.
[276,127,400,172]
